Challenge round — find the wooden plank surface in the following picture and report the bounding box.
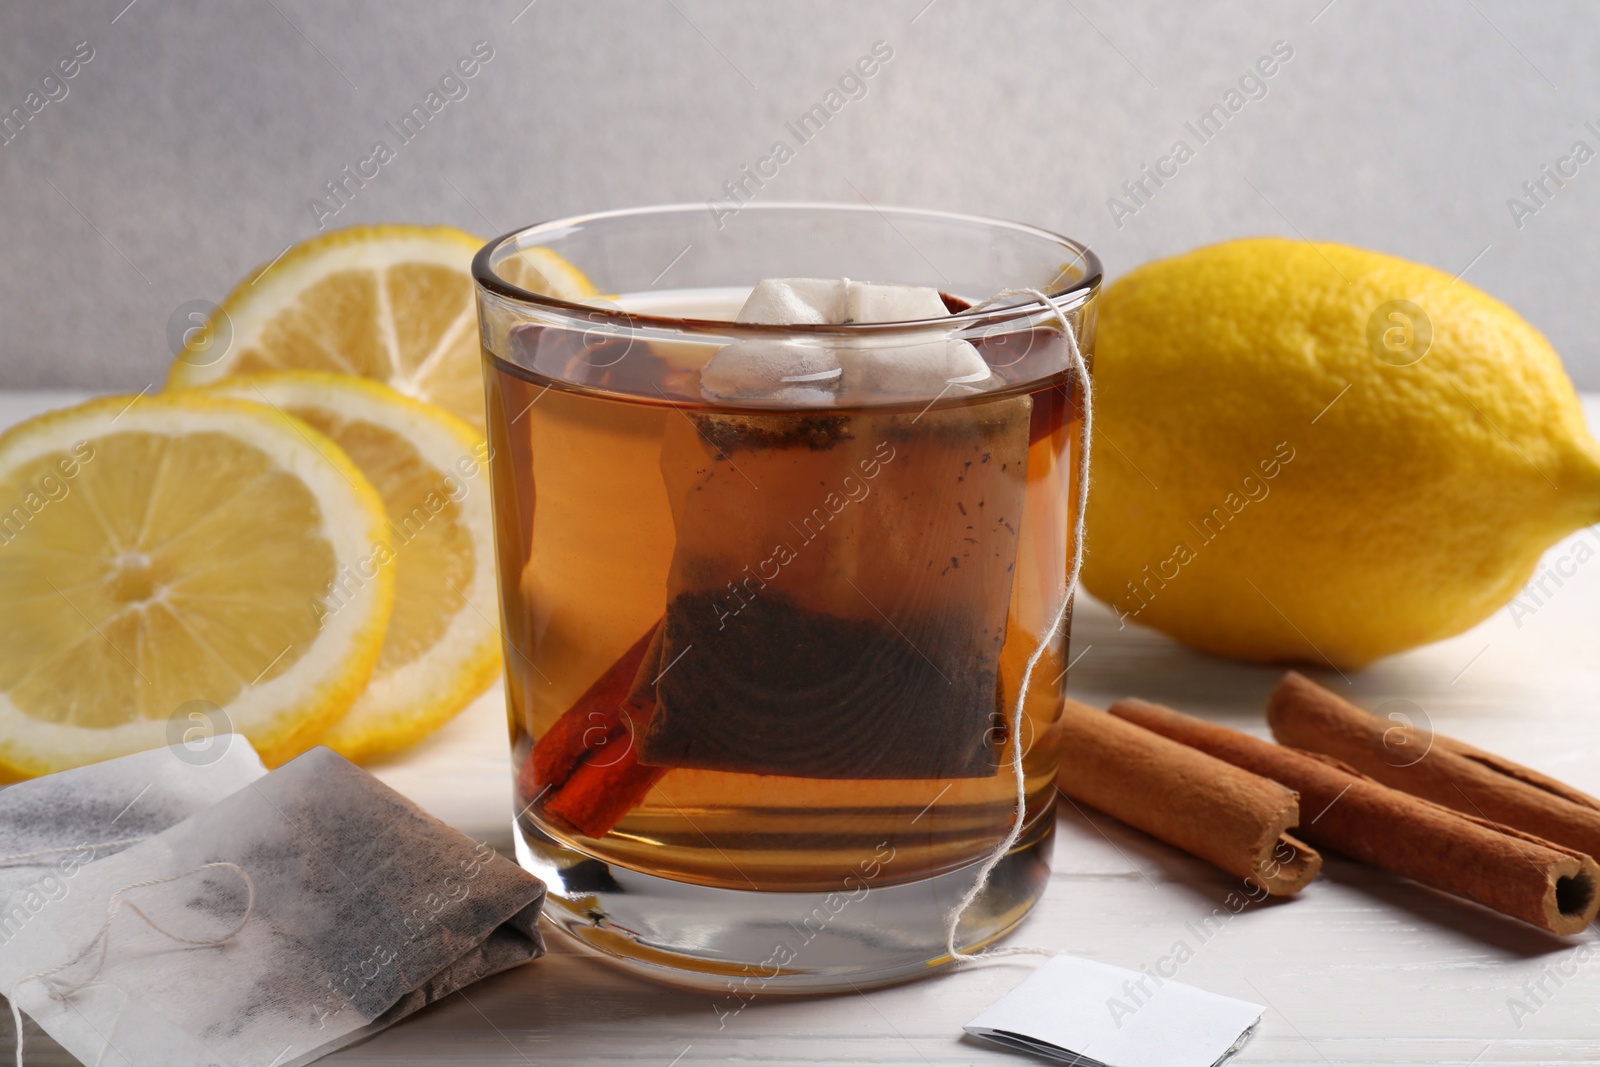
[4,391,1599,1065]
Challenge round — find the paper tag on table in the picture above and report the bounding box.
[964,955,1263,1067]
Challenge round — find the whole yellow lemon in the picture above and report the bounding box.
[1082,238,1600,669]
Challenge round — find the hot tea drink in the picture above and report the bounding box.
[473,205,1098,989]
[487,282,1081,889]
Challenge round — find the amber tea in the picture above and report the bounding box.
[474,205,1098,991]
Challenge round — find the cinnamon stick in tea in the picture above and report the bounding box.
[1055,699,1321,896]
[1268,671,1600,862]
[1109,697,1600,937]
[519,622,668,839]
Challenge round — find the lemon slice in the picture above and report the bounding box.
[164,226,484,428]
[166,226,598,430]
[203,373,501,762]
[164,225,600,430]
[0,394,393,776]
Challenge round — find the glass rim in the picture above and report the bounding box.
[471,201,1103,336]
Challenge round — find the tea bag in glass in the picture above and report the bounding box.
[0,736,267,908]
[0,746,545,1067]
[636,280,1031,780]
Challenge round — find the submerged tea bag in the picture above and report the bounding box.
[0,737,267,907]
[0,747,545,1067]
[637,279,1031,780]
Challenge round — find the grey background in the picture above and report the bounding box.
[1,0,1597,389]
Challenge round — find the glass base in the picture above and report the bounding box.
[513,807,1054,995]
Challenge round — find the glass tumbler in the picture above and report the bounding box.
[472,203,1098,993]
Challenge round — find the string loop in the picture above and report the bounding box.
[942,287,1092,965]
[8,861,254,1067]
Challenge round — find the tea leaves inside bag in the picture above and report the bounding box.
[639,399,1030,779]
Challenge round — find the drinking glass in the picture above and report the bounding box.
[473,203,1098,992]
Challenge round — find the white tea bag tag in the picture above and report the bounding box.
[964,955,1263,1067]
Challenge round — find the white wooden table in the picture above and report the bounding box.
[6,391,1600,1066]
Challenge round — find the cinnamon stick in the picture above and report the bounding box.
[1268,671,1600,862]
[518,622,667,839]
[1056,699,1321,895]
[1109,697,1600,936]
[541,748,665,839]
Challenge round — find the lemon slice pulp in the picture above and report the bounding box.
[166,225,598,432]
[0,394,393,775]
[203,373,500,761]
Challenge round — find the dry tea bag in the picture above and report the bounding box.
[0,747,545,1067]
[637,280,1031,780]
[0,737,267,909]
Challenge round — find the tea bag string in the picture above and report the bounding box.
[942,287,1092,965]
[8,861,255,1067]
[0,838,147,867]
